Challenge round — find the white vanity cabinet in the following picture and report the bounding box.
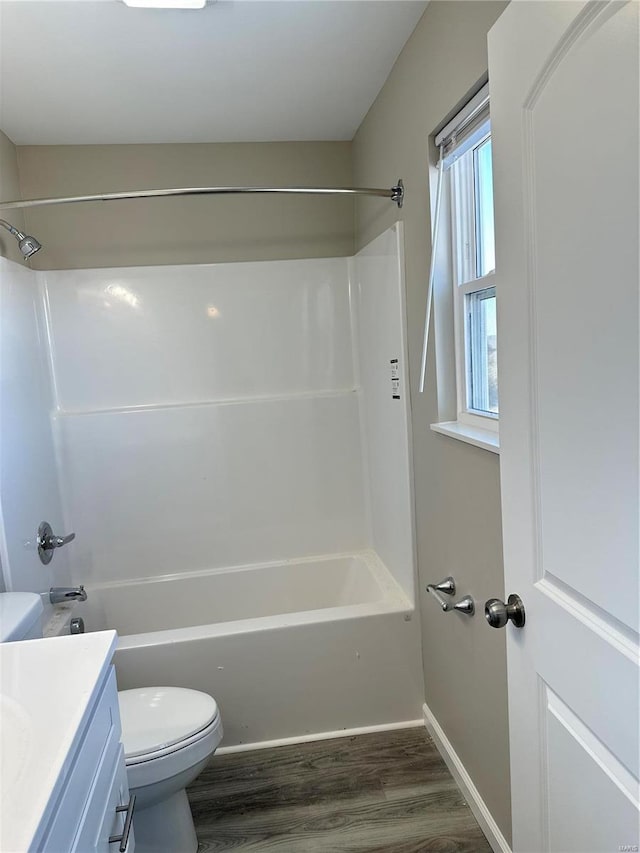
[0,631,134,853]
[41,668,134,853]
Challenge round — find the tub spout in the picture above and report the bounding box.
[49,585,87,604]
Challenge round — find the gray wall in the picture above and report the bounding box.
[17,141,354,270]
[353,1,512,842]
[0,130,26,264]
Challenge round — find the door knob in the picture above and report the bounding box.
[484,594,525,628]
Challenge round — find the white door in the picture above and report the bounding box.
[488,2,639,851]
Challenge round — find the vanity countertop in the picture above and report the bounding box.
[0,630,117,852]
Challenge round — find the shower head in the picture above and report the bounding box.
[0,218,42,259]
[17,234,42,259]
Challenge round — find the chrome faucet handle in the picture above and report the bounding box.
[37,521,76,565]
[49,532,75,548]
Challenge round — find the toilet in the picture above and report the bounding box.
[118,686,223,853]
[0,592,223,853]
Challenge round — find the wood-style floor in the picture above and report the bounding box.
[187,727,492,852]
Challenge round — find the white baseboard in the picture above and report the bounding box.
[422,702,512,853]
[217,718,424,756]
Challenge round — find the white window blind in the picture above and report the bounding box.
[419,83,490,394]
[436,83,490,167]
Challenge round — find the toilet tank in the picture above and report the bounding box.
[0,592,44,642]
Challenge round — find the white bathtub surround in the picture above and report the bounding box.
[114,603,422,748]
[0,257,71,597]
[17,225,424,747]
[48,257,368,584]
[45,235,415,595]
[43,258,356,411]
[351,224,416,600]
[79,550,424,747]
[80,551,401,637]
[55,394,366,584]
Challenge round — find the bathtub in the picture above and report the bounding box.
[79,551,425,748]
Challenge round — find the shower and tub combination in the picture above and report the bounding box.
[0,182,424,749]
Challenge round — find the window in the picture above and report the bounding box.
[450,126,498,432]
[422,83,499,451]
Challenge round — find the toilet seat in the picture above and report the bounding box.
[125,711,222,766]
[123,710,223,793]
[119,687,224,796]
[118,686,219,761]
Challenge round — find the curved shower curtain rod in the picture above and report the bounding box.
[0,180,404,210]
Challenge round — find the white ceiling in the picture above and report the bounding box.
[0,0,427,145]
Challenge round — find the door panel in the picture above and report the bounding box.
[529,0,638,630]
[536,587,639,778]
[546,688,639,853]
[489,2,639,850]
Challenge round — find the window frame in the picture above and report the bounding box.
[449,126,498,434]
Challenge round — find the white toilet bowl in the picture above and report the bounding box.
[118,686,223,853]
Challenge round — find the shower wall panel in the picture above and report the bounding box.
[351,224,416,603]
[0,257,71,594]
[43,258,368,586]
[44,259,355,411]
[55,395,365,585]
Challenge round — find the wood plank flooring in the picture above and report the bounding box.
[187,727,492,852]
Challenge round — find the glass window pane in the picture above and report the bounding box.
[466,286,498,414]
[474,138,495,278]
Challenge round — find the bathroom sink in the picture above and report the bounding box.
[0,694,34,789]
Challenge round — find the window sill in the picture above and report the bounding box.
[430,421,500,454]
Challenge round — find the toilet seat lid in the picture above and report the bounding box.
[118,687,219,759]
